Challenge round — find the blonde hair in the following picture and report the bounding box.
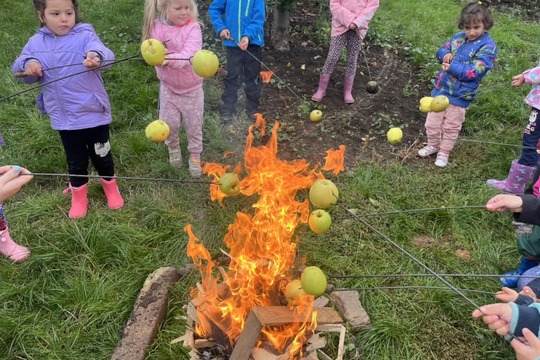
[142,0,199,40]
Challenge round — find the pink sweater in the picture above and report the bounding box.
[150,19,203,94]
[524,64,540,111]
[330,0,379,38]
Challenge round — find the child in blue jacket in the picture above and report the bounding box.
[209,0,265,124]
[417,1,498,168]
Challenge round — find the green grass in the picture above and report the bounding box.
[0,0,539,359]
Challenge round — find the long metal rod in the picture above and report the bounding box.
[339,204,483,308]
[2,55,139,103]
[332,286,496,296]
[350,205,485,218]
[339,203,522,341]
[329,273,540,280]
[20,172,213,184]
[230,37,305,103]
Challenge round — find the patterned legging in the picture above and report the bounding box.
[0,202,6,230]
[321,29,362,78]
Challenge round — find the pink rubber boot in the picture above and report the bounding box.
[0,228,30,262]
[100,177,124,210]
[63,183,88,219]
[311,75,331,102]
[344,76,355,104]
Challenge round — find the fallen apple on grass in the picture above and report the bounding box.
[309,179,339,209]
[141,39,166,66]
[430,95,450,112]
[419,96,433,113]
[218,173,241,196]
[366,80,379,94]
[145,120,170,142]
[301,266,327,296]
[309,110,323,123]
[308,209,332,234]
[387,127,403,144]
[284,279,306,306]
[192,50,219,78]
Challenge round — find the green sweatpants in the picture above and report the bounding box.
[518,225,540,259]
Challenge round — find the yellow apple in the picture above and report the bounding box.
[301,266,327,296]
[387,127,403,144]
[218,173,241,196]
[430,95,450,112]
[145,120,170,142]
[419,96,433,113]
[141,39,166,66]
[309,179,339,209]
[284,279,306,306]
[366,80,379,94]
[191,50,219,78]
[309,110,323,123]
[308,209,332,234]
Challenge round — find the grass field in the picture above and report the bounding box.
[1,0,540,359]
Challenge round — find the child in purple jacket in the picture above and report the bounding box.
[142,0,205,177]
[12,0,124,219]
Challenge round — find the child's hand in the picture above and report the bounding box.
[219,29,231,40]
[161,60,170,67]
[472,303,513,336]
[512,328,540,360]
[442,53,453,64]
[441,62,450,71]
[348,23,358,30]
[485,194,523,213]
[83,52,101,69]
[496,287,519,303]
[238,36,249,51]
[512,74,526,87]
[0,166,33,202]
[24,61,42,77]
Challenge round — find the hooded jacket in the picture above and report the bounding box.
[209,0,265,48]
[431,31,498,109]
[330,0,379,38]
[523,64,540,111]
[150,18,203,94]
[12,23,114,131]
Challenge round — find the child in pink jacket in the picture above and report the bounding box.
[312,0,379,104]
[142,0,205,177]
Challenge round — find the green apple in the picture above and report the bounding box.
[218,173,241,196]
[386,127,403,144]
[301,266,327,296]
[309,110,323,123]
[284,279,306,306]
[366,80,379,94]
[192,50,219,78]
[145,119,170,142]
[419,96,433,113]
[141,39,166,66]
[308,209,332,234]
[309,179,339,209]
[430,95,449,112]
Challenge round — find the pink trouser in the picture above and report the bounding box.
[159,85,204,157]
[425,104,467,154]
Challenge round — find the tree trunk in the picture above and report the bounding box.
[271,4,290,52]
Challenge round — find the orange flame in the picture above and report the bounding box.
[260,71,273,83]
[187,114,345,357]
[322,145,346,175]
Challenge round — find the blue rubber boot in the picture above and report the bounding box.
[500,257,540,288]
